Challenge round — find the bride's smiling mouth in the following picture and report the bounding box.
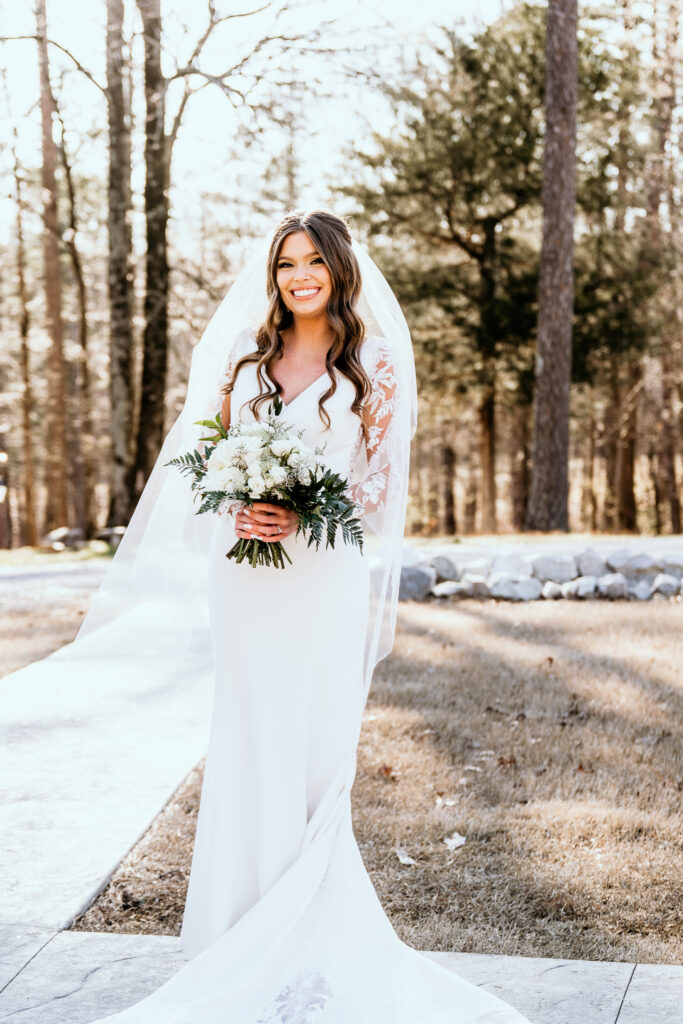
[290,287,321,300]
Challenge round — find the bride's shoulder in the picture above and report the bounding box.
[359,334,393,372]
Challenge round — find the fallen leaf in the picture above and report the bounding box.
[394,847,417,865]
[444,832,466,852]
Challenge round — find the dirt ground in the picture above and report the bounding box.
[68,596,683,964]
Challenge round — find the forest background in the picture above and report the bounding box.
[0,0,680,546]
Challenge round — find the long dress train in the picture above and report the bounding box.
[92,332,531,1023]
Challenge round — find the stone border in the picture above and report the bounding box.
[399,543,683,602]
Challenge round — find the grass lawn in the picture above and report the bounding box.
[72,597,683,964]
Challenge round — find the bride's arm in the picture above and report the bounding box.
[347,341,398,519]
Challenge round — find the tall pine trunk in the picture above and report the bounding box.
[107,0,136,525]
[11,131,38,547]
[134,0,170,501]
[35,0,68,530]
[646,0,681,533]
[526,0,577,531]
[55,102,98,537]
[442,438,457,536]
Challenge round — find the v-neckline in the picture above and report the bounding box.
[266,369,328,409]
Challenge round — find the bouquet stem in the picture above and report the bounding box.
[226,537,293,569]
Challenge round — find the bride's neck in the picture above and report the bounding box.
[282,316,335,358]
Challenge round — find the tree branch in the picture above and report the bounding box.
[0,34,105,94]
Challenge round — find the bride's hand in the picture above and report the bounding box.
[235,502,298,542]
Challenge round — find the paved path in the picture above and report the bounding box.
[0,562,213,930]
[0,928,681,1023]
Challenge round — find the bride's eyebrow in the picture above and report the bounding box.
[278,250,321,261]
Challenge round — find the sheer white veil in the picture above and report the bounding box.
[74,219,417,705]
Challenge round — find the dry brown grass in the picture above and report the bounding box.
[73,597,683,963]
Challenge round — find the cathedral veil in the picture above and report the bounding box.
[72,222,417,712]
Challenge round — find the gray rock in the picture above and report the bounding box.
[399,565,436,600]
[576,547,608,577]
[461,573,490,598]
[41,526,86,551]
[561,575,597,599]
[650,572,680,597]
[531,553,578,584]
[596,573,629,599]
[606,550,661,576]
[432,580,462,598]
[628,579,652,600]
[489,572,542,601]
[448,579,476,598]
[542,580,563,600]
[430,555,460,583]
[661,551,683,580]
[491,552,531,577]
[455,556,492,578]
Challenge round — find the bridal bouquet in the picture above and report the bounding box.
[166,396,364,569]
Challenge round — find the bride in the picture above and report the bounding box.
[78,209,531,1022]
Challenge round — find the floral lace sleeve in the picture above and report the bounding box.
[347,339,398,520]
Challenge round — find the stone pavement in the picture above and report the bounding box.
[1,927,681,1023]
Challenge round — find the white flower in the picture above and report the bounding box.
[267,465,288,485]
[242,433,264,452]
[247,475,266,496]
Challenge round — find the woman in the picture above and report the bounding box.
[87,210,530,1022]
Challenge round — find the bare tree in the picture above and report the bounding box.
[133,0,169,500]
[107,0,136,524]
[526,0,578,531]
[10,126,39,547]
[35,0,68,530]
[646,0,681,533]
[50,94,99,537]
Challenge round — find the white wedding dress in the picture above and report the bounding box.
[90,330,530,1024]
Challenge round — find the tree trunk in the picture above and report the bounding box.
[602,371,620,531]
[442,438,457,536]
[106,0,136,526]
[11,130,38,547]
[133,0,170,503]
[647,447,663,535]
[35,0,68,530]
[464,428,478,534]
[479,384,497,533]
[581,402,598,532]
[0,439,11,549]
[509,401,531,531]
[615,357,640,531]
[55,101,99,537]
[646,0,681,534]
[525,0,577,531]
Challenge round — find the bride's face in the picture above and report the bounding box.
[275,231,332,319]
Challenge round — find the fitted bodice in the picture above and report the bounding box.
[225,330,379,487]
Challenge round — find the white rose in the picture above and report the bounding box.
[242,433,263,452]
[247,475,265,496]
[268,464,288,485]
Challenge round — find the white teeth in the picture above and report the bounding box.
[292,288,319,297]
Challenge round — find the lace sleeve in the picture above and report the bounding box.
[348,339,398,520]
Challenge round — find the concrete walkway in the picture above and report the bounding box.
[1,557,681,1023]
[1,928,681,1023]
[0,563,213,930]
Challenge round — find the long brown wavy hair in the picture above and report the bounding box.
[221,209,371,434]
